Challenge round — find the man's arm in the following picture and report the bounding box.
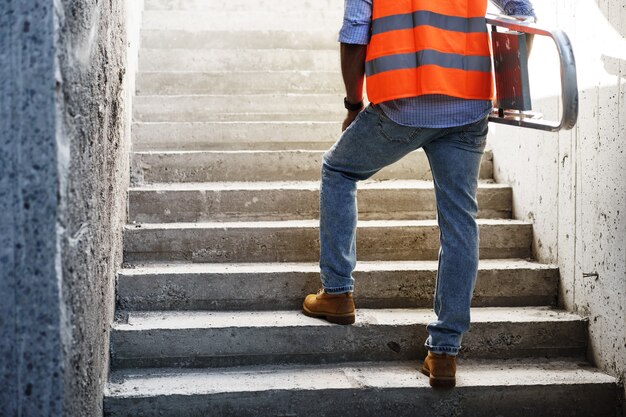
[341,43,367,131]
[338,0,372,131]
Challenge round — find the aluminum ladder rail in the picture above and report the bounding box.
[486,14,579,131]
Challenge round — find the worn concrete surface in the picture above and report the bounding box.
[136,70,342,95]
[133,94,345,122]
[0,1,62,415]
[109,307,587,369]
[127,180,511,222]
[141,10,343,31]
[53,0,137,415]
[145,0,340,12]
[132,121,341,151]
[141,30,337,50]
[140,48,339,72]
[52,0,138,413]
[122,219,533,263]
[130,150,494,183]
[1,0,141,415]
[117,260,558,311]
[488,0,626,403]
[103,359,619,417]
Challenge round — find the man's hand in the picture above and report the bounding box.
[342,109,362,131]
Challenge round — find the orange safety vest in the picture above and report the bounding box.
[365,0,494,104]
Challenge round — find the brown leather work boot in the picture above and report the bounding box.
[302,289,355,325]
[420,351,457,388]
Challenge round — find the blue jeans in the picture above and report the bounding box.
[319,104,488,356]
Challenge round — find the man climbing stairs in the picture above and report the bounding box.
[104,0,620,415]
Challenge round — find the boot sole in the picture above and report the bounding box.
[302,304,355,325]
[420,367,456,389]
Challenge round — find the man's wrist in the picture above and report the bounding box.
[344,97,364,111]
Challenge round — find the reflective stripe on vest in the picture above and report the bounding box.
[366,0,494,104]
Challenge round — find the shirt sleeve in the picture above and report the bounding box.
[338,0,372,45]
[490,0,536,18]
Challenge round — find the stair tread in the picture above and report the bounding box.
[106,358,616,397]
[135,93,344,98]
[131,148,493,160]
[120,259,555,275]
[133,148,493,154]
[134,120,340,125]
[144,0,341,12]
[114,307,583,330]
[125,218,530,230]
[138,69,340,74]
[130,180,506,192]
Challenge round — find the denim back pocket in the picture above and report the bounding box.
[459,117,489,148]
[376,110,423,143]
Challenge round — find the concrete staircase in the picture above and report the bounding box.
[104,0,620,415]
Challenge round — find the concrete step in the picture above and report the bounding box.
[131,150,494,183]
[136,71,342,95]
[139,49,339,72]
[145,0,341,12]
[141,30,337,50]
[132,121,341,151]
[128,181,512,223]
[123,219,532,263]
[133,94,345,122]
[117,259,558,311]
[142,11,343,31]
[109,307,587,369]
[104,359,619,417]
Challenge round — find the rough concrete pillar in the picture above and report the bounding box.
[1,0,133,415]
[0,1,65,416]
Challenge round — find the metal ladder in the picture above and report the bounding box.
[487,14,578,131]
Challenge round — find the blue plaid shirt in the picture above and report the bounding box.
[340,0,536,127]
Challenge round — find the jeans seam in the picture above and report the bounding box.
[324,285,354,294]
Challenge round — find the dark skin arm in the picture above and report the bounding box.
[340,43,368,131]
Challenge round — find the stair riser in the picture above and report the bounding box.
[104,383,618,417]
[142,11,343,32]
[132,122,339,151]
[141,30,337,50]
[128,187,512,223]
[110,320,586,369]
[136,72,342,95]
[140,49,339,72]
[131,151,494,183]
[145,0,341,12]
[117,267,558,311]
[123,223,532,263]
[133,95,344,123]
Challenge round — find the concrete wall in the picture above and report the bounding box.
[1,1,63,415]
[1,0,141,415]
[488,0,626,405]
